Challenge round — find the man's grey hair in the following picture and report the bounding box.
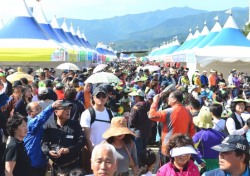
[91,143,119,161]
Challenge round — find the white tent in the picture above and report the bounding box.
[196,15,250,67]
[0,0,66,67]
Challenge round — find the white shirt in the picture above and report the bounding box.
[226,112,245,135]
[80,108,110,146]
[142,171,154,176]
[228,74,233,85]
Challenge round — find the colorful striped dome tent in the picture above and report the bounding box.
[195,16,222,49]
[185,22,210,51]
[69,23,89,62]
[196,13,250,66]
[0,0,65,63]
[32,1,78,62]
[50,16,80,54]
[76,27,97,62]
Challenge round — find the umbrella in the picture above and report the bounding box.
[56,62,80,71]
[85,72,120,84]
[7,67,34,84]
[144,65,160,72]
[93,64,108,73]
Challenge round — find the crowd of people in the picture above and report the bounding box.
[0,62,250,176]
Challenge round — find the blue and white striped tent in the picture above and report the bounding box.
[185,22,210,51]
[195,19,222,49]
[0,0,64,62]
[196,14,250,65]
[32,1,78,62]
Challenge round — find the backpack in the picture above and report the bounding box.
[88,106,113,125]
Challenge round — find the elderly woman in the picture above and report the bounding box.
[226,98,249,136]
[156,134,199,176]
[192,106,225,171]
[4,114,31,176]
[103,117,139,176]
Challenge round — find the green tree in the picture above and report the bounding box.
[242,22,250,36]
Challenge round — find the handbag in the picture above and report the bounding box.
[122,141,135,167]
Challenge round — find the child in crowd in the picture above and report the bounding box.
[138,149,157,176]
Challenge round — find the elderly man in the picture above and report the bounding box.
[42,100,85,176]
[148,90,196,165]
[91,143,119,176]
[203,135,250,176]
[24,100,61,176]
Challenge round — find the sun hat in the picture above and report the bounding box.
[56,82,64,89]
[193,106,213,129]
[170,145,197,157]
[212,135,249,154]
[133,76,147,83]
[123,87,132,93]
[128,89,145,97]
[102,117,136,139]
[0,72,5,77]
[232,97,248,103]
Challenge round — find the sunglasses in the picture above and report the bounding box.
[96,93,107,99]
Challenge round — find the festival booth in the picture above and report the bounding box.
[95,43,117,63]
[195,14,250,75]
[0,0,68,68]
[162,13,250,78]
[32,1,78,63]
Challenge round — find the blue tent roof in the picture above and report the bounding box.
[195,21,222,48]
[207,28,250,47]
[204,16,250,47]
[0,16,49,39]
[174,31,193,53]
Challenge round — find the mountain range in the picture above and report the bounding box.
[57,7,248,52]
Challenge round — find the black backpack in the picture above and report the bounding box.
[88,107,113,125]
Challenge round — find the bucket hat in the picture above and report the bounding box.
[103,117,136,139]
[193,106,213,129]
[128,89,145,97]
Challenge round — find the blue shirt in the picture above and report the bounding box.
[24,105,54,168]
[226,167,250,176]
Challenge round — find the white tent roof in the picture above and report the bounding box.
[196,15,250,66]
[32,1,73,50]
[0,0,61,48]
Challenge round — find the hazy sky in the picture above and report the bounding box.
[0,0,248,22]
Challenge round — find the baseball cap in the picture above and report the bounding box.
[93,86,108,96]
[212,135,249,154]
[38,88,49,95]
[56,100,73,110]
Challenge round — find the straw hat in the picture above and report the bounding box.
[103,117,136,139]
[193,106,213,129]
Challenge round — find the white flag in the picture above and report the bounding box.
[225,9,232,15]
